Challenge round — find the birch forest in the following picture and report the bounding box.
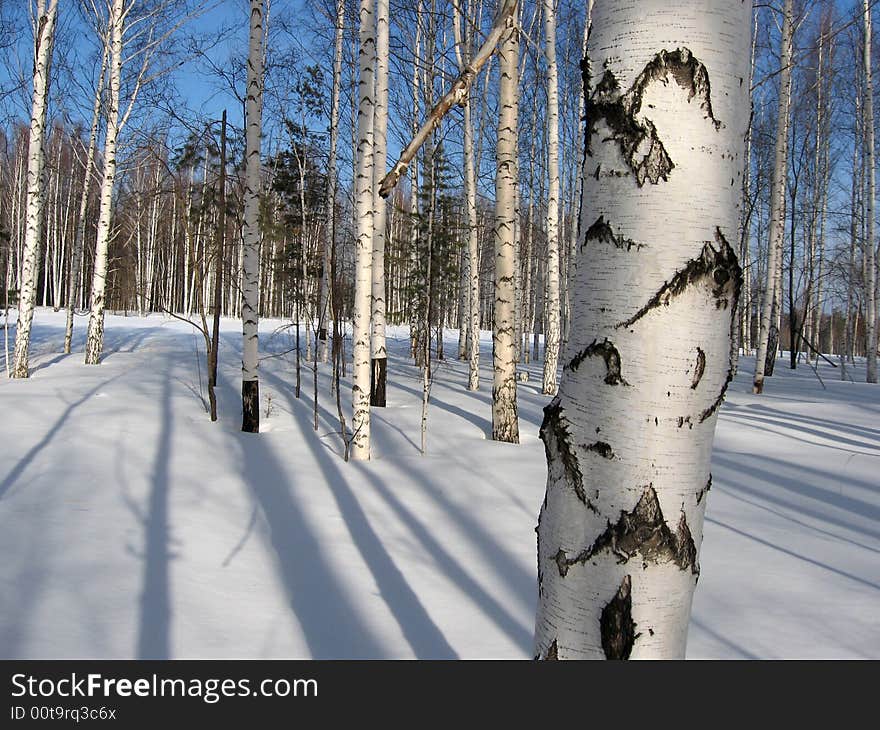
[1,0,878,662]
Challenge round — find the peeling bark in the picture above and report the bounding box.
[585,48,720,186]
[555,486,699,577]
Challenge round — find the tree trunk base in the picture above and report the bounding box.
[242,379,260,433]
[370,356,387,407]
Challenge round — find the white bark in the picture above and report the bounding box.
[534,0,750,659]
[84,0,124,364]
[565,0,592,335]
[454,0,481,391]
[241,0,264,431]
[370,0,389,407]
[541,0,561,395]
[319,0,345,366]
[753,0,793,394]
[864,0,877,383]
[492,1,519,444]
[10,0,58,378]
[351,0,376,460]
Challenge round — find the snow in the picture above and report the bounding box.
[1,309,878,659]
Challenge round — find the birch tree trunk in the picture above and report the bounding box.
[84,0,123,365]
[752,0,793,394]
[454,0,481,392]
[566,0,592,329]
[319,0,345,366]
[10,0,58,378]
[535,0,749,659]
[351,0,376,460]
[864,0,877,383]
[370,0,389,407]
[541,0,561,396]
[241,0,264,431]
[491,0,520,443]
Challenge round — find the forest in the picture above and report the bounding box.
[0,0,878,661]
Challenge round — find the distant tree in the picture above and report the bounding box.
[753,0,793,393]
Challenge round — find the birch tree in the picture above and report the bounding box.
[753,0,793,394]
[318,0,345,366]
[453,0,481,392]
[541,0,561,396]
[370,0,389,407]
[864,0,877,383]
[241,0,264,432]
[352,0,376,460]
[534,0,750,659]
[9,0,58,378]
[492,0,520,444]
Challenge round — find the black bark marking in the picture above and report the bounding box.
[691,347,706,389]
[557,485,699,576]
[583,216,644,253]
[536,515,544,596]
[584,441,615,459]
[370,356,387,407]
[540,398,597,511]
[536,639,559,661]
[696,474,712,504]
[241,379,260,433]
[567,338,630,386]
[615,227,740,330]
[554,548,569,577]
[600,575,639,660]
[699,240,742,422]
[585,48,721,186]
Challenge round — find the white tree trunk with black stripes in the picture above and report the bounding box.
[370,0,389,407]
[84,0,123,366]
[453,0,481,392]
[491,2,520,444]
[534,0,750,659]
[64,45,106,355]
[352,0,376,460]
[864,0,877,383]
[541,0,561,396]
[319,0,346,366]
[10,0,58,378]
[753,0,793,394]
[241,0,264,431]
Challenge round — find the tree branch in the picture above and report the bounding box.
[378,0,518,199]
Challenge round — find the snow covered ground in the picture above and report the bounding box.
[1,309,877,659]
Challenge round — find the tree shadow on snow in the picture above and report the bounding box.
[217,372,388,659]
[258,368,458,658]
[135,371,174,659]
[0,370,126,501]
